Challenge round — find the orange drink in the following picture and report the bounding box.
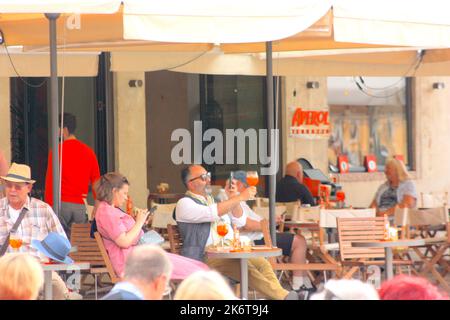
[9,238,23,249]
[217,224,229,237]
[246,176,259,187]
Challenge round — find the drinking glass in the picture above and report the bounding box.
[336,190,346,208]
[216,219,229,250]
[246,171,259,200]
[9,231,23,252]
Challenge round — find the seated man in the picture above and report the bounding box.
[0,163,81,300]
[175,164,299,300]
[276,161,315,205]
[230,170,313,291]
[102,245,172,300]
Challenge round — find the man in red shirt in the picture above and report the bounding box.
[45,113,100,238]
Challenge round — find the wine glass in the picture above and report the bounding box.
[9,231,23,252]
[246,171,259,200]
[216,219,229,250]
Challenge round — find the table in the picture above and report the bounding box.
[352,239,425,280]
[206,247,281,299]
[148,193,184,206]
[41,262,90,300]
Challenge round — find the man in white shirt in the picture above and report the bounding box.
[229,171,313,291]
[175,165,300,300]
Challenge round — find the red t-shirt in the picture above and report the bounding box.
[45,139,100,206]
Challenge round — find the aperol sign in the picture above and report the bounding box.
[290,107,330,139]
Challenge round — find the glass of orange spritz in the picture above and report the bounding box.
[246,171,259,200]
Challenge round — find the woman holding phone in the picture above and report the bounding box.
[94,172,208,279]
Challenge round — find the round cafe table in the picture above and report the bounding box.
[206,246,281,299]
[352,239,425,280]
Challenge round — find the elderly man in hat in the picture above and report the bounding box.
[0,163,81,299]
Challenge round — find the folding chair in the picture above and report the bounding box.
[395,207,450,290]
[151,203,177,252]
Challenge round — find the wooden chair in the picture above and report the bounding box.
[70,223,112,299]
[260,219,340,287]
[337,217,412,280]
[253,206,287,232]
[93,232,121,285]
[167,223,183,254]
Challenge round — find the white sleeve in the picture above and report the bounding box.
[175,197,219,223]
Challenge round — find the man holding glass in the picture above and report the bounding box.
[175,165,300,300]
[0,163,80,299]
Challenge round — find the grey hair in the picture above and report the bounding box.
[124,245,172,283]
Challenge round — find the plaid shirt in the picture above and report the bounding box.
[0,196,67,257]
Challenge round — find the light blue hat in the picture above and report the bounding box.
[232,170,248,187]
[31,232,73,264]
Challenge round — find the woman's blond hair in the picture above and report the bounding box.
[174,271,238,300]
[94,172,129,205]
[385,158,411,182]
[0,253,44,300]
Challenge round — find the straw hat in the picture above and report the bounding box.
[0,162,36,184]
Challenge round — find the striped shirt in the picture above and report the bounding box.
[0,197,67,257]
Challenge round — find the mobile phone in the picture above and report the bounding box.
[229,172,234,187]
[149,205,158,215]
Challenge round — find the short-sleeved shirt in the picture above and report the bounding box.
[276,175,316,205]
[95,201,143,277]
[374,180,417,211]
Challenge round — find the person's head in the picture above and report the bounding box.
[124,245,172,300]
[384,158,410,185]
[1,163,35,209]
[379,275,449,300]
[0,253,44,300]
[310,279,379,300]
[31,232,73,264]
[174,270,237,300]
[232,170,248,193]
[181,165,211,196]
[94,172,130,207]
[285,161,303,183]
[59,112,76,139]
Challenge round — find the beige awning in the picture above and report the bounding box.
[0,49,99,76]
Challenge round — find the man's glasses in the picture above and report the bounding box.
[4,181,29,190]
[188,172,211,182]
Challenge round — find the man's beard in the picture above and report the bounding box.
[204,185,212,195]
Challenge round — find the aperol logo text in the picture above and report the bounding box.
[290,107,330,137]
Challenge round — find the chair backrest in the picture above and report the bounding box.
[253,206,287,220]
[337,217,385,261]
[70,223,105,268]
[167,224,183,254]
[394,206,449,227]
[93,232,121,283]
[260,219,278,265]
[319,208,376,228]
[151,203,177,229]
[420,191,449,208]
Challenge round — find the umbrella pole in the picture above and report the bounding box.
[265,41,277,245]
[45,13,60,215]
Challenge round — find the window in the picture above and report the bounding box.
[327,77,412,172]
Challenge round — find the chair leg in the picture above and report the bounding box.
[94,274,98,300]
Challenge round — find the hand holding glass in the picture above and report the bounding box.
[246,171,259,200]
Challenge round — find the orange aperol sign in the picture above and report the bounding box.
[290,107,330,139]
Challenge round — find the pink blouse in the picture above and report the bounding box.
[95,201,143,277]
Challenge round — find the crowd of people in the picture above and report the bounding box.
[0,113,447,300]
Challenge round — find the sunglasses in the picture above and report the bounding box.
[4,181,29,190]
[188,172,211,182]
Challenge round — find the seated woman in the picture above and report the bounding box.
[370,158,417,218]
[94,172,208,280]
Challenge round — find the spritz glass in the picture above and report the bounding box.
[9,231,23,252]
[246,171,259,200]
[216,219,229,250]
